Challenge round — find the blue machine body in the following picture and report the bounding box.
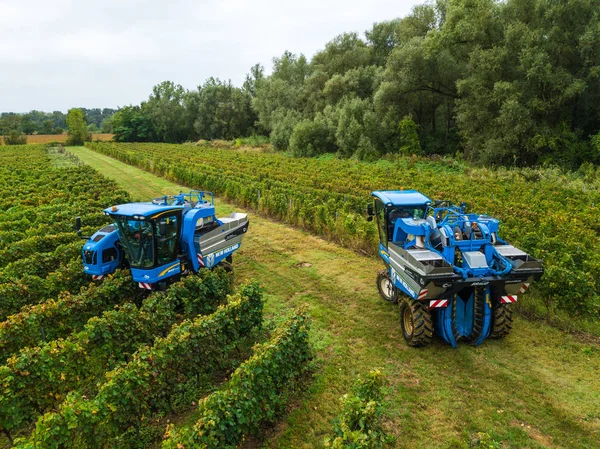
[82,224,122,279]
[82,191,248,290]
[371,190,543,347]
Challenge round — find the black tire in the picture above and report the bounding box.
[465,287,485,344]
[376,270,397,303]
[399,298,433,347]
[489,303,513,339]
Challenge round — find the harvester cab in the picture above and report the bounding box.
[80,190,248,291]
[367,190,543,347]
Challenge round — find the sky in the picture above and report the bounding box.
[0,0,421,112]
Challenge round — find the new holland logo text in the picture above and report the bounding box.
[204,243,240,268]
[391,267,416,297]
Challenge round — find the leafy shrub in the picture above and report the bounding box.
[13,283,264,448]
[325,369,392,449]
[398,114,421,156]
[3,130,27,145]
[163,308,313,448]
[270,108,302,150]
[234,134,271,148]
[290,116,336,157]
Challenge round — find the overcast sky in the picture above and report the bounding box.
[1,0,421,112]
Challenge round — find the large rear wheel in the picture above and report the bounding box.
[399,298,433,347]
[377,270,397,303]
[489,303,513,339]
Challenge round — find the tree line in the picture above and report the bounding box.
[8,0,600,168]
[0,108,116,136]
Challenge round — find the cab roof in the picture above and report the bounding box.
[104,202,184,218]
[371,190,431,207]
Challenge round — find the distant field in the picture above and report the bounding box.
[0,133,113,144]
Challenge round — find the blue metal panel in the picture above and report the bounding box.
[371,190,431,207]
[131,261,182,284]
[104,203,183,218]
[82,228,121,276]
[389,266,418,299]
[378,243,390,264]
[201,242,241,268]
[181,205,216,272]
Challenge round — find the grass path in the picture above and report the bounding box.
[69,146,600,449]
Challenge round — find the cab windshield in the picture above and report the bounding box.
[114,218,155,268]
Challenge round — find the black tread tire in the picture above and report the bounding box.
[489,303,513,339]
[377,270,398,303]
[466,287,485,344]
[399,298,433,347]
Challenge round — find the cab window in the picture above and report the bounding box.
[156,214,180,265]
[374,199,387,246]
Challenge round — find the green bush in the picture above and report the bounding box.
[13,283,264,449]
[325,369,392,449]
[3,130,27,145]
[163,308,313,449]
[290,116,336,157]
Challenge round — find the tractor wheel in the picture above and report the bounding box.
[399,298,433,347]
[219,260,234,282]
[377,270,397,303]
[489,303,513,339]
[465,287,486,344]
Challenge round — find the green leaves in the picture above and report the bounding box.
[14,282,263,448]
[164,309,312,449]
[325,370,392,449]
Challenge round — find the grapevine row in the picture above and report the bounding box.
[0,270,232,438]
[0,270,137,361]
[86,142,600,316]
[163,309,313,449]
[14,283,264,449]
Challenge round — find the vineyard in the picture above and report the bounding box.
[86,142,600,324]
[0,145,312,448]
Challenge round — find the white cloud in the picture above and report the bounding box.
[0,0,421,111]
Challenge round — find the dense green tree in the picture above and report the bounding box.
[270,109,302,150]
[66,108,91,145]
[398,114,422,155]
[289,115,335,157]
[190,78,255,140]
[455,0,600,166]
[41,120,54,134]
[143,81,191,143]
[112,106,155,142]
[312,33,372,76]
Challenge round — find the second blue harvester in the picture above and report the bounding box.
[368,190,543,347]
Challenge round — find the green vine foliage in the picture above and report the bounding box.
[163,308,313,449]
[13,282,264,449]
[0,270,136,362]
[325,370,392,449]
[0,269,232,436]
[86,141,600,317]
[0,144,130,321]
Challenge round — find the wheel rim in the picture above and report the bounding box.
[403,306,414,336]
[380,277,393,300]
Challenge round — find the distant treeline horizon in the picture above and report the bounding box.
[0,109,116,135]
[5,0,600,169]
